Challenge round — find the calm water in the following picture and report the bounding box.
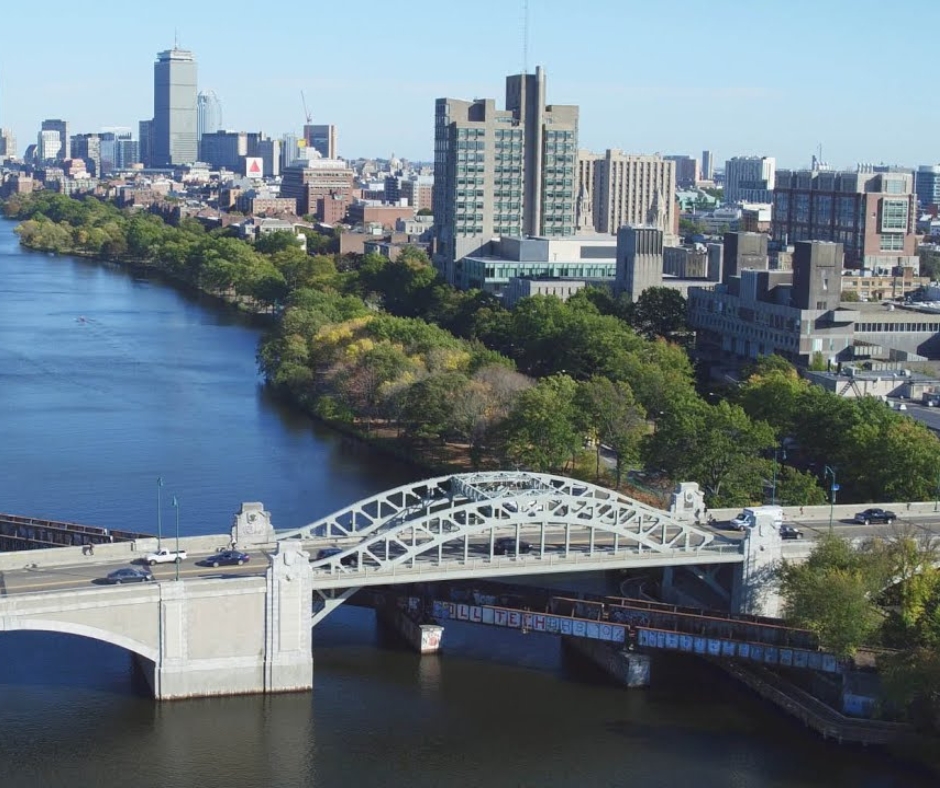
[0,218,928,787]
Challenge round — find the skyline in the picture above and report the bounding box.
[1,0,938,170]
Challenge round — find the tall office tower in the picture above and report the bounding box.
[773,169,916,269]
[250,137,280,178]
[916,165,940,209]
[616,225,664,300]
[578,150,677,241]
[37,130,61,162]
[40,119,69,160]
[199,130,247,170]
[280,133,301,170]
[303,124,336,159]
[152,47,197,167]
[197,90,222,142]
[0,129,16,160]
[100,129,138,174]
[433,66,578,276]
[724,155,775,204]
[665,155,700,188]
[138,119,154,168]
[71,133,102,176]
[702,150,713,180]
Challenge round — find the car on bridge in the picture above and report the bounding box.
[493,537,532,556]
[104,566,154,584]
[853,508,897,525]
[197,550,250,568]
[779,524,804,540]
[314,547,358,567]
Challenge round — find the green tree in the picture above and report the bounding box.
[577,376,646,484]
[504,374,581,472]
[630,287,689,343]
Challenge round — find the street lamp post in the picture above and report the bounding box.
[172,495,180,582]
[156,476,164,550]
[771,446,787,506]
[825,465,838,533]
[935,468,940,513]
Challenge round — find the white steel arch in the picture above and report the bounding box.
[278,472,739,602]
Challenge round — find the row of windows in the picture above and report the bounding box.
[880,234,905,251]
[856,322,940,332]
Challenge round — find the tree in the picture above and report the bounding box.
[774,466,826,506]
[254,230,303,255]
[778,535,886,657]
[630,287,689,343]
[840,290,861,303]
[504,374,581,472]
[577,376,646,484]
[417,207,433,216]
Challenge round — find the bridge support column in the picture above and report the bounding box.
[731,516,783,617]
[377,601,444,655]
[563,637,651,688]
[147,542,313,700]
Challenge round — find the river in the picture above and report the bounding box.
[0,217,928,787]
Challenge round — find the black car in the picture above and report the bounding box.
[314,547,358,567]
[854,508,897,525]
[198,550,250,567]
[104,566,154,584]
[779,524,804,540]
[493,537,532,556]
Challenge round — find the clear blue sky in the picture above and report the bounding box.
[1,0,936,169]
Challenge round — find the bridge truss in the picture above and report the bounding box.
[276,472,740,621]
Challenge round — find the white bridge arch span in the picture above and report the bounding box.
[275,472,742,623]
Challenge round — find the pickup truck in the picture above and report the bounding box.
[144,548,187,565]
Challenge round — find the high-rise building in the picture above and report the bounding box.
[71,133,101,176]
[99,129,138,174]
[303,124,336,160]
[702,150,713,180]
[197,90,222,142]
[665,154,700,188]
[577,151,677,241]
[40,119,69,160]
[152,47,197,167]
[432,66,578,277]
[138,120,154,168]
[199,130,247,170]
[36,130,62,163]
[0,129,16,160]
[916,165,940,210]
[772,169,917,270]
[724,155,775,204]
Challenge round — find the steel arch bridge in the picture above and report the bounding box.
[275,472,743,625]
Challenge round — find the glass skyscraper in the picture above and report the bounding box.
[197,90,222,142]
[153,47,197,167]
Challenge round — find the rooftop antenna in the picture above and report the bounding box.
[522,0,529,74]
[174,28,179,49]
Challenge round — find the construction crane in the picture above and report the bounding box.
[300,91,312,124]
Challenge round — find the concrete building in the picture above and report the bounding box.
[724,156,775,204]
[617,226,664,301]
[303,124,336,160]
[916,165,940,210]
[197,90,222,142]
[280,159,354,222]
[432,66,578,279]
[138,119,154,168]
[723,231,769,283]
[504,277,588,307]
[772,168,917,270]
[665,155,700,188]
[578,151,677,243]
[689,239,859,365]
[40,120,69,160]
[153,47,198,167]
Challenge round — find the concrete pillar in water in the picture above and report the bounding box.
[563,637,651,688]
[377,601,444,654]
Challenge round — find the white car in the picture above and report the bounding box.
[144,548,187,565]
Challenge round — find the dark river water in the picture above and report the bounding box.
[0,217,929,787]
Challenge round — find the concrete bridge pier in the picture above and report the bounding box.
[143,541,314,700]
[562,637,651,688]
[731,516,784,618]
[376,599,444,655]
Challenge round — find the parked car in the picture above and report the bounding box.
[314,547,358,567]
[198,550,250,567]
[493,537,532,556]
[854,508,897,525]
[104,566,154,584]
[779,524,804,540]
